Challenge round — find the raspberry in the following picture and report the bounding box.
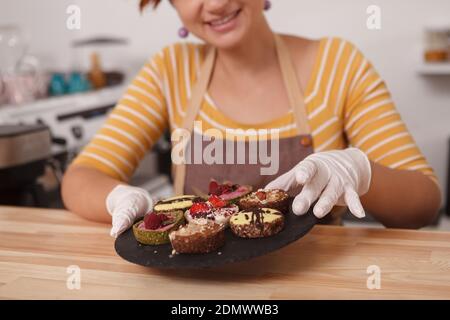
[209,179,236,195]
[209,180,220,196]
[208,195,227,208]
[144,212,168,230]
[256,191,267,201]
[221,184,232,194]
[190,202,210,216]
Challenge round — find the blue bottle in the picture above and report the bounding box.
[67,72,91,94]
[48,73,67,96]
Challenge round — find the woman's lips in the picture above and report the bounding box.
[206,9,241,33]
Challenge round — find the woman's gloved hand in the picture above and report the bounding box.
[106,185,154,238]
[265,148,372,219]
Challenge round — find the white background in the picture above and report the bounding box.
[1,0,449,203]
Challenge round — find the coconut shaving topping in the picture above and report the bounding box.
[186,196,238,225]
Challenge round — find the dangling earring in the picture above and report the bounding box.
[264,0,272,11]
[178,27,189,38]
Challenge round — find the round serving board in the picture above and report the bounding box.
[115,203,318,269]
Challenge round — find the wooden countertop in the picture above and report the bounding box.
[0,206,449,300]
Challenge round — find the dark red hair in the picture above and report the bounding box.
[140,0,161,11]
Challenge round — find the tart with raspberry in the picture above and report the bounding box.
[230,208,285,238]
[133,210,185,245]
[184,195,239,226]
[153,195,202,213]
[208,179,252,203]
[238,189,290,213]
[169,222,225,254]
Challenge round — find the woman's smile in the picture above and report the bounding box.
[205,8,242,33]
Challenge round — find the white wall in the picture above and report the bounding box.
[1,0,450,199]
[0,0,75,70]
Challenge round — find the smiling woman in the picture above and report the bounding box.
[62,0,441,237]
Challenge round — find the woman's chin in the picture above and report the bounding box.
[203,28,249,50]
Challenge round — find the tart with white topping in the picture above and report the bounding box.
[185,195,239,226]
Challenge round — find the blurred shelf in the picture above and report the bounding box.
[0,85,127,122]
[417,62,450,75]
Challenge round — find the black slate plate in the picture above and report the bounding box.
[115,205,318,269]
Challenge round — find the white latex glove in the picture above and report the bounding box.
[265,148,372,219]
[106,184,154,238]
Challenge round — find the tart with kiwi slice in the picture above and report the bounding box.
[230,208,285,239]
[238,189,290,213]
[184,195,239,227]
[208,179,253,203]
[153,195,202,213]
[169,222,226,254]
[133,210,185,245]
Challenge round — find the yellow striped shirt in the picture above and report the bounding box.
[73,37,438,184]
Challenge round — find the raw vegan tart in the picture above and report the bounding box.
[169,222,226,254]
[208,179,252,203]
[238,189,290,213]
[185,195,239,226]
[153,195,201,213]
[230,208,285,238]
[133,210,185,245]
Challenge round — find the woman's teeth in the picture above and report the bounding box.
[209,10,239,26]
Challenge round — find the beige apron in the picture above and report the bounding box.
[172,34,344,225]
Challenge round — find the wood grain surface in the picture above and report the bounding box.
[0,206,449,300]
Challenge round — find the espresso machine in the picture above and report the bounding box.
[0,84,174,208]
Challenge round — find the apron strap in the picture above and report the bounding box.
[173,45,217,195]
[274,34,311,135]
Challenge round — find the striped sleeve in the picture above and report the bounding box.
[341,40,438,185]
[71,50,169,181]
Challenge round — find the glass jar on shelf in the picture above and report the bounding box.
[423,25,450,63]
